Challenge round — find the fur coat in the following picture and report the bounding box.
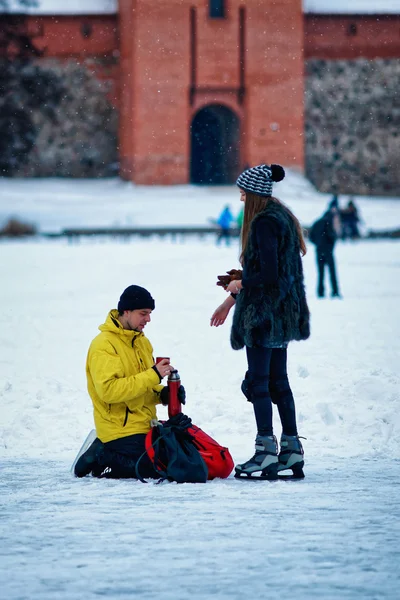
[231,202,311,350]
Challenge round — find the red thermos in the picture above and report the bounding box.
[167,370,181,417]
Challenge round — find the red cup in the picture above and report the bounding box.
[156,357,170,364]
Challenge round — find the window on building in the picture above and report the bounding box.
[209,0,225,19]
[347,23,357,36]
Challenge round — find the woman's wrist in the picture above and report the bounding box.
[234,280,242,293]
[225,295,236,307]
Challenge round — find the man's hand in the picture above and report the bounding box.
[154,359,174,379]
[160,385,186,406]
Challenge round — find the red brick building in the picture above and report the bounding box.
[2,1,400,191]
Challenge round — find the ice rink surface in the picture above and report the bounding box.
[1,176,400,599]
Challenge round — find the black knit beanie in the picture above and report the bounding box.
[236,163,285,198]
[117,285,155,313]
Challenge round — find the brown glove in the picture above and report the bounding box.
[216,269,243,289]
[227,269,243,281]
[216,274,231,289]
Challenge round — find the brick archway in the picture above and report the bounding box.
[190,104,240,185]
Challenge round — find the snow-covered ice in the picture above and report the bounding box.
[1,172,399,233]
[1,177,400,599]
[2,457,399,600]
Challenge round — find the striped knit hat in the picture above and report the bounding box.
[236,164,285,198]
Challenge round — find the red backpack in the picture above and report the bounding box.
[145,423,234,480]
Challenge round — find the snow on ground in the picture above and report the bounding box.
[305,0,400,14]
[1,230,400,599]
[2,457,399,600]
[4,0,117,14]
[1,236,400,461]
[1,171,399,234]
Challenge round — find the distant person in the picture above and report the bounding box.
[329,194,339,210]
[216,204,234,246]
[236,206,244,229]
[74,285,186,479]
[309,196,341,298]
[340,199,361,240]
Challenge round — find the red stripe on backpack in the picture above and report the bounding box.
[145,423,234,480]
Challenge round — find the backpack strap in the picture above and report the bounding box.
[135,427,167,483]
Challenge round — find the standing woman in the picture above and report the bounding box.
[210,164,310,479]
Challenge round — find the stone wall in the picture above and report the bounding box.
[305,58,400,196]
[0,58,118,177]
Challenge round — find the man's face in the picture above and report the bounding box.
[125,309,152,332]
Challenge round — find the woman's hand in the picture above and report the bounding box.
[226,279,242,294]
[210,304,230,327]
[210,296,236,327]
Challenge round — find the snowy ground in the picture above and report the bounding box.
[1,228,400,598]
[2,457,399,600]
[1,171,399,233]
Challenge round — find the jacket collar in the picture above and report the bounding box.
[99,309,143,345]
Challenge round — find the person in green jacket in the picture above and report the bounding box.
[237,206,244,229]
[74,285,186,478]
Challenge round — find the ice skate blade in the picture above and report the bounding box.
[234,472,279,481]
[234,464,279,481]
[277,461,305,480]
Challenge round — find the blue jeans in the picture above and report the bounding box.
[245,346,298,437]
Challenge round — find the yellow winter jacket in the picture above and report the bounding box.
[86,310,163,443]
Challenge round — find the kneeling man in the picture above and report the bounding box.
[75,285,185,478]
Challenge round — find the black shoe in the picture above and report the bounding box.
[74,438,104,477]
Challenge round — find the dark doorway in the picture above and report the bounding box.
[190,105,240,184]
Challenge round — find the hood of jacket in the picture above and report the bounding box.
[98,309,144,346]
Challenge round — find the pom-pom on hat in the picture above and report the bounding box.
[117,285,155,313]
[236,163,285,198]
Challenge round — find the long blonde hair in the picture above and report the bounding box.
[240,192,307,265]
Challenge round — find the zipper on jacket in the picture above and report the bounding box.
[123,407,133,427]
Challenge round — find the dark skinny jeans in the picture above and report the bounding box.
[245,346,298,438]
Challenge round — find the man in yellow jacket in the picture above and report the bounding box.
[74,285,186,478]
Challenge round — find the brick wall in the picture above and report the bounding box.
[304,15,400,61]
[119,0,304,184]
[2,9,399,190]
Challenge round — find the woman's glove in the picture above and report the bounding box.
[160,385,186,406]
[217,269,243,289]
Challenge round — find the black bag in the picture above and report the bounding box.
[136,417,208,483]
[308,218,325,245]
